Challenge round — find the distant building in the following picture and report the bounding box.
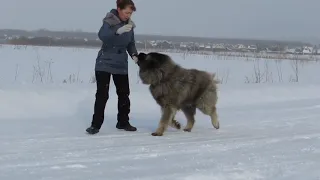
[302,46,313,54]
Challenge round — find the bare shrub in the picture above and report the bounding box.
[32,53,45,83]
[245,58,274,83]
[215,69,230,84]
[289,59,300,82]
[14,64,19,81]
[62,73,83,84]
[247,58,264,83]
[275,59,283,82]
[44,60,54,83]
[263,59,274,83]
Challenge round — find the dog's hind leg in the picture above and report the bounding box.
[196,85,220,130]
[170,118,181,130]
[182,105,196,132]
[210,106,219,129]
[152,106,177,136]
[197,103,219,129]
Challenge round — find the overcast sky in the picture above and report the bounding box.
[1,0,319,41]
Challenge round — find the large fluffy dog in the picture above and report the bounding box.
[137,52,220,136]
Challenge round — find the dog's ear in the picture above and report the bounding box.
[138,52,147,61]
[137,52,147,67]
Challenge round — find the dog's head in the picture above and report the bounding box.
[136,52,148,68]
[136,52,177,85]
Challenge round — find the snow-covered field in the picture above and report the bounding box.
[1,45,320,180]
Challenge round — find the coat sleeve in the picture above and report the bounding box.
[126,30,138,57]
[98,22,118,43]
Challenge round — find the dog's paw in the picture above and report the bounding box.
[183,128,192,132]
[151,132,163,136]
[171,119,181,130]
[213,121,220,129]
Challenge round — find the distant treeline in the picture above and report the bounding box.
[2,33,315,54]
[7,36,102,47]
[6,36,170,49]
[1,28,312,47]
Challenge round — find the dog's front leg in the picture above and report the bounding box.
[152,106,177,136]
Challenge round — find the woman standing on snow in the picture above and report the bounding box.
[86,0,138,135]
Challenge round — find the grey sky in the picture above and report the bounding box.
[1,0,319,41]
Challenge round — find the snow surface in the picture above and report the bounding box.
[1,45,320,180]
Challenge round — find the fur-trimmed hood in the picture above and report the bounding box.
[103,9,136,28]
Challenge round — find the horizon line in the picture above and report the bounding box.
[0,28,309,44]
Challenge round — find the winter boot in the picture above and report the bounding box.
[86,126,100,134]
[116,121,137,131]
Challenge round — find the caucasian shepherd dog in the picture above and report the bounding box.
[136,52,220,136]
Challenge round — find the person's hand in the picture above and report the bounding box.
[132,55,138,63]
[116,24,133,35]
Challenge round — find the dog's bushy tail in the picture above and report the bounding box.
[209,72,220,84]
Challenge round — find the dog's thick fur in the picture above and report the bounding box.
[137,52,220,136]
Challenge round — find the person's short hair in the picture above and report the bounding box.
[116,0,136,11]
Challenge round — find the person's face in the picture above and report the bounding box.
[117,6,133,21]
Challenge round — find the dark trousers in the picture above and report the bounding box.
[91,71,130,129]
